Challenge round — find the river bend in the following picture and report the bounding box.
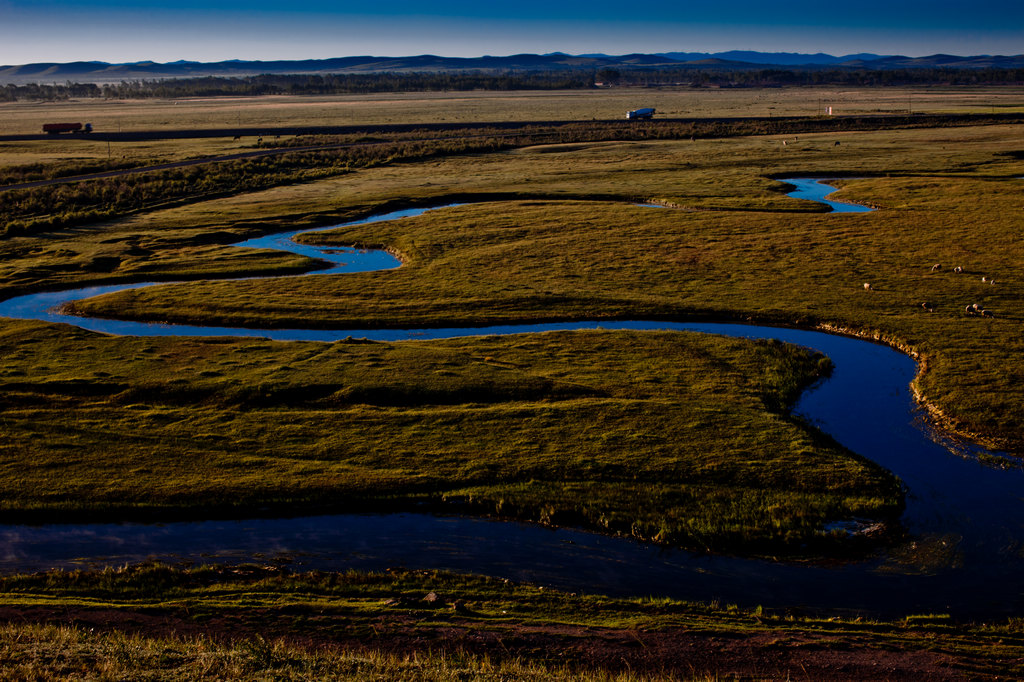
[1,179,1021,618]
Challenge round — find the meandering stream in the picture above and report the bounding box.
[1,179,1022,618]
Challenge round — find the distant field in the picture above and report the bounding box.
[1,85,1023,136]
[2,86,1020,192]
[0,136,248,167]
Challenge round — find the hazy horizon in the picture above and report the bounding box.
[2,0,1021,66]
[7,49,1022,68]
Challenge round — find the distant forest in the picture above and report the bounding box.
[3,67,1024,101]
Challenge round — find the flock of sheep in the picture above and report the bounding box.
[863,263,997,317]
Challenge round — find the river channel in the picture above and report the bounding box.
[1,179,1021,618]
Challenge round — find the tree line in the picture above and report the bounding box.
[3,67,1023,102]
[0,72,592,101]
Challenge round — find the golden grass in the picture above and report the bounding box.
[6,122,1024,453]
[1,85,1023,136]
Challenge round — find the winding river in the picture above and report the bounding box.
[1,178,1022,618]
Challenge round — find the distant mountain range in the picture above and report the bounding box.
[3,51,1023,85]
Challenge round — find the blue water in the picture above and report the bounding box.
[782,177,873,213]
[1,180,1021,618]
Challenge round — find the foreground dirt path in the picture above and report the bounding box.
[0,605,984,680]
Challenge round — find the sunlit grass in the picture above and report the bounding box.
[0,321,897,553]
[0,564,1021,679]
[74,164,1024,449]
[2,86,1023,135]
[1,105,1022,550]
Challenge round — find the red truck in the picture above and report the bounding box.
[42,122,93,134]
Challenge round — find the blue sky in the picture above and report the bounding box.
[1,0,1021,65]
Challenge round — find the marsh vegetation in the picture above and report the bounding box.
[0,564,1021,680]
[0,320,901,552]
[1,87,1024,677]
[53,123,1024,451]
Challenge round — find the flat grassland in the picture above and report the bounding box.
[2,85,1023,135]
[2,88,1024,677]
[64,123,1024,451]
[1,320,897,552]
[0,564,1019,680]
[2,93,1022,538]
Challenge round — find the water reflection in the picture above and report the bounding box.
[1,180,1021,617]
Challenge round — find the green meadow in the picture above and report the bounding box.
[0,319,899,551]
[61,124,1024,451]
[2,89,1024,677]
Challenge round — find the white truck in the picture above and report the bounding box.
[626,108,655,120]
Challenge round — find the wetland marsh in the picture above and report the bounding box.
[1,181,1020,617]
[2,88,1024,677]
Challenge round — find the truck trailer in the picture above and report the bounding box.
[626,108,655,120]
[42,122,92,134]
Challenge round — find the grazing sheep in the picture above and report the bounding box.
[863,282,873,291]
[931,263,942,271]
[965,305,976,315]
[921,302,934,312]
[834,141,841,146]
[954,266,963,273]
[972,303,982,311]
[981,309,995,318]
[982,276,989,283]
[782,140,788,146]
